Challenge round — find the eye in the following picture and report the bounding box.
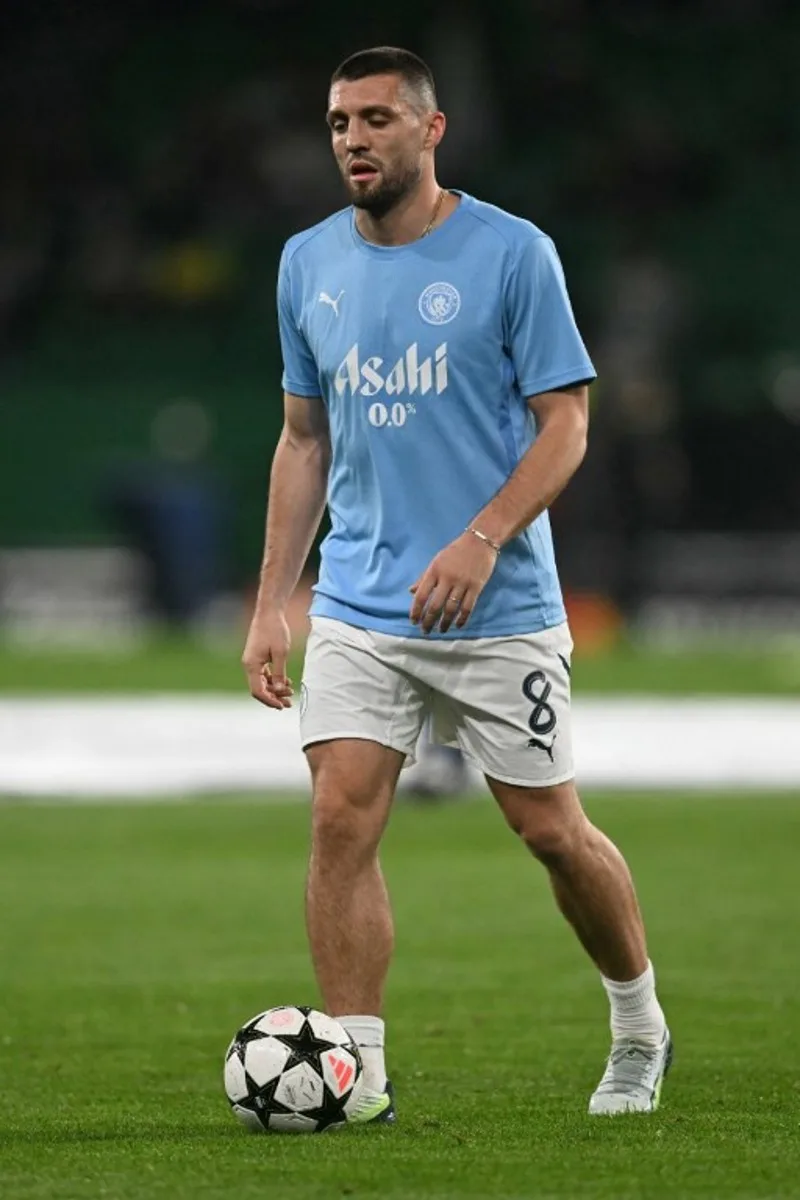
[329,118,347,134]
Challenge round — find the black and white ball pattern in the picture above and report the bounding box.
[224,1006,363,1133]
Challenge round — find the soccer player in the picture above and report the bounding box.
[242,46,672,1119]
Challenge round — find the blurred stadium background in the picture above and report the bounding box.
[3,4,800,1198]
[1,0,799,792]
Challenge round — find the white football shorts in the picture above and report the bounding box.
[299,616,574,788]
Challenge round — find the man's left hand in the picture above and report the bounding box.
[409,531,499,634]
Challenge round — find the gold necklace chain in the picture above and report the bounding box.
[421,188,445,238]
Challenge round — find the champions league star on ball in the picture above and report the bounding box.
[224,1006,369,1133]
[242,46,673,1122]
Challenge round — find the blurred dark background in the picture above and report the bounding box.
[2,0,799,644]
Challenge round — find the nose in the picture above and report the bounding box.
[345,119,370,155]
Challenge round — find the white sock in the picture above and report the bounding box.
[601,961,667,1046]
[338,1014,387,1093]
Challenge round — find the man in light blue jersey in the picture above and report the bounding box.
[242,46,672,1120]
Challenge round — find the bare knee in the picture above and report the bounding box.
[522,817,587,868]
[493,781,590,869]
[312,788,377,865]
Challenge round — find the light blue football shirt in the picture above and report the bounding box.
[277,191,596,638]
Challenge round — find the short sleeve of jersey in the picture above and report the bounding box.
[277,245,321,398]
[505,234,596,398]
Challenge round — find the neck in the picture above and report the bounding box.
[355,178,447,247]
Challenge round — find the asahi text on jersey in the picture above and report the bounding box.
[334,343,448,398]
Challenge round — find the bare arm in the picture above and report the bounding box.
[242,392,330,708]
[470,384,589,546]
[257,392,330,607]
[410,384,589,634]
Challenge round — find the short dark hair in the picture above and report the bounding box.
[330,46,438,111]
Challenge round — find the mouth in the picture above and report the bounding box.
[348,159,380,183]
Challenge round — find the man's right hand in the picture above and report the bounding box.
[241,609,294,710]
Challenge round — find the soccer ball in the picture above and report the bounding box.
[224,1005,363,1132]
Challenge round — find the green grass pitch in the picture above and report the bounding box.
[1,793,799,1199]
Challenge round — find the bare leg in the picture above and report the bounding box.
[488,777,647,981]
[305,738,403,1015]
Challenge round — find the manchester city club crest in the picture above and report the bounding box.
[418,281,461,325]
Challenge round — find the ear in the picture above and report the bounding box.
[424,111,446,152]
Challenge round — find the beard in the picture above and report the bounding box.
[344,159,423,218]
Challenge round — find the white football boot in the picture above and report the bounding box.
[589,1029,673,1115]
